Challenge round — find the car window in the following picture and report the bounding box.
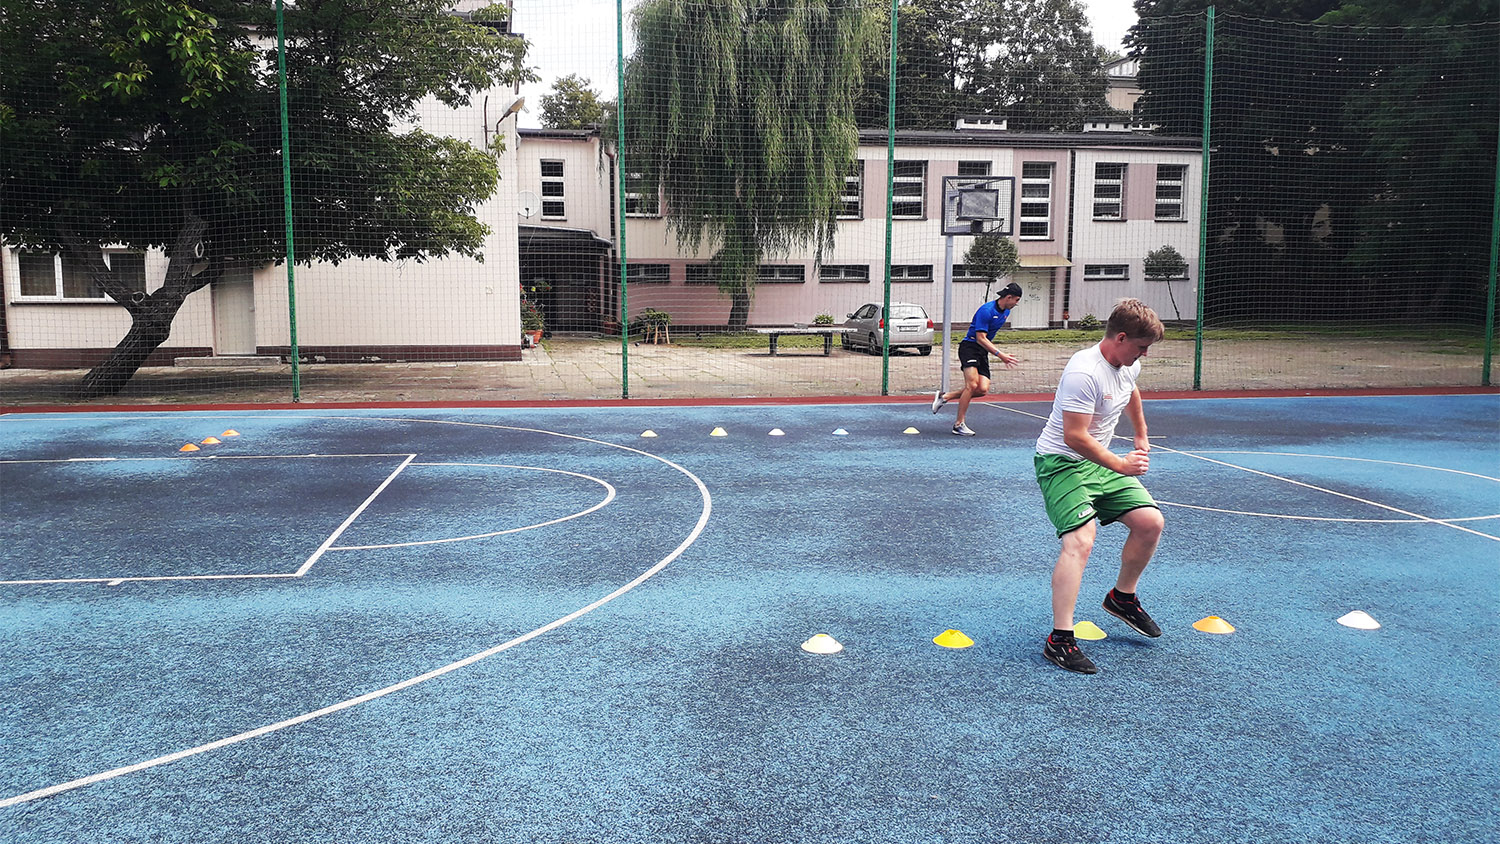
[891,305,927,320]
[854,305,876,319]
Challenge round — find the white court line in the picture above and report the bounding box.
[0,453,419,465]
[294,455,414,576]
[331,463,615,551]
[0,453,419,586]
[0,417,713,807]
[992,404,1500,543]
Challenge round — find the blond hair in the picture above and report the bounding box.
[1105,298,1164,342]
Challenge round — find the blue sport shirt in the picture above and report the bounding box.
[963,300,1011,343]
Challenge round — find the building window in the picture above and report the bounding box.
[16,249,146,301]
[626,263,670,284]
[684,264,716,285]
[819,264,869,283]
[1155,164,1186,221]
[957,160,991,176]
[950,264,986,282]
[1093,162,1126,220]
[1083,264,1130,281]
[891,160,926,219]
[756,265,806,283]
[839,161,864,219]
[889,264,933,282]
[540,159,566,219]
[1019,161,1054,239]
[624,172,659,217]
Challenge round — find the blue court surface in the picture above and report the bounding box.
[2,394,1496,843]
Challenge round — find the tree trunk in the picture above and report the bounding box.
[726,285,752,331]
[77,296,183,399]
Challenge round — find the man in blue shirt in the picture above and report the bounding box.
[931,282,1022,435]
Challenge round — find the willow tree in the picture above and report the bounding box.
[621,0,879,329]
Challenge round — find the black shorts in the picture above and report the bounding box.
[958,340,990,378]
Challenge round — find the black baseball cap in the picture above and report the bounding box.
[999,282,1023,298]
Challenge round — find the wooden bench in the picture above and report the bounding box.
[752,326,853,356]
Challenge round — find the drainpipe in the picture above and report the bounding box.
[1062,148,1077,328]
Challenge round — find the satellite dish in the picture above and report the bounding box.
[517,190,540,219]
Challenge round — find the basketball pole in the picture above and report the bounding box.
[941,234,955,396]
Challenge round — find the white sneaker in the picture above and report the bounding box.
[952,422,975,436]
[931,389,948,414]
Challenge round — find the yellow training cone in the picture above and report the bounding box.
[1073,620,1107,640]
[710,427,728,437]
[221,430,240,437]
[178,443,200,452]
[768,428,785,436]
[1193,616,1236,634]
[903,426,920,434]
[801,633,843,655]
[640,430,658,438]
[201,437,221,445]
[933,629,974,649]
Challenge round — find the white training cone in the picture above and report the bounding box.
[801,633,844,654]
[768,428,785,436]
[902,426,920,435]
[832,428,849,436]
[1337,610,1381,630]
[640,430,658,438]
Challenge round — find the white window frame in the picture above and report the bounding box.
[818,264,870,283]
[838,161,864,219]
[950,264,986,283]
[1155,164,1187,221]
[1082,264,1131,282]
[1092,162,1126,220]
[624,171,660,218]
[540,159,566,219]
[888,264,933,282]
[891,160,926,220]
[756,264,806,283]
[956,160,991,177]
[1019,161,1054,239]
[13,248,146,302]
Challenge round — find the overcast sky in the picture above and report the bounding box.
[509,1,1139,128]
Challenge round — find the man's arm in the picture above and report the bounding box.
[1124,387,1149,453]
[1062,410,1149,476]
[974,331,1019,368]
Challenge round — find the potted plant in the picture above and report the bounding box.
[635,308,672,344]
[521,298,545,347]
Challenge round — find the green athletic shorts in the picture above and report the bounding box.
[1034,452,1158,537]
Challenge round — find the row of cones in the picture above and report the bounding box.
[641,426,918,438]
[178,430,240,452]
[801,611,1381,654]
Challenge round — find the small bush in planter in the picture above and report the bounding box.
[813,314,834,325]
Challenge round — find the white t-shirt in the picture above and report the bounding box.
[1035,343,1141,459]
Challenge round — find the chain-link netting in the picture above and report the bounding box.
[1,2,1495,405]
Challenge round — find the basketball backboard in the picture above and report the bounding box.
[941,175,1015,236]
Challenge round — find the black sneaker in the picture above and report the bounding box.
[1103,590,1162,638]
[1043,634,1098,674]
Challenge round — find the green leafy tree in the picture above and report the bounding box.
[622,0,879,329]
[0,0,534,397]
[1128,1,1496,324]
[857,0,1115,131]
[539,73,612,129]
[962,233,1019,293]
[1143,244,1188,319]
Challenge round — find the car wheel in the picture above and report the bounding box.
[866,334,880,355]
[840,333,851,350]
[918,345,932,356]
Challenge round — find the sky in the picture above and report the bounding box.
[509,1,1139,128]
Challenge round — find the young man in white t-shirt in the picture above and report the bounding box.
[1034,299,1166,674]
